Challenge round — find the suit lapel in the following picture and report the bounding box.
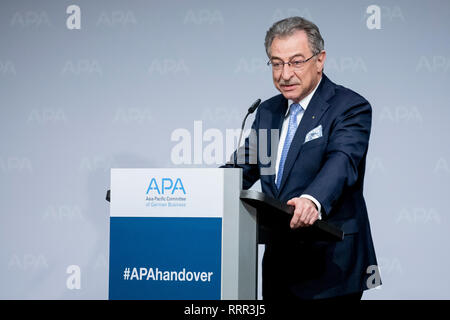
[276,75,335,196]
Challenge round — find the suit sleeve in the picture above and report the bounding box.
[220,108,261,190]
[302,99,372,217]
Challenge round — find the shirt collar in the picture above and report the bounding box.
[285,76,322,116]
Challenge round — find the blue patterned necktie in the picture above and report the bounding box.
[276,103,304,189]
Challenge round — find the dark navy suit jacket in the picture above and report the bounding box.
[227,74,380,299]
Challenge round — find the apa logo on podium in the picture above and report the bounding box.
[145,177,188,208]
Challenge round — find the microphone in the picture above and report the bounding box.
[233,99,261,168]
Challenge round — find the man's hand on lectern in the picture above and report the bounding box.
[287,197,319,229]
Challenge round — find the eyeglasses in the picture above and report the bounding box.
[267,53,318,71]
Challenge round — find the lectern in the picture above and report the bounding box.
[107,168,344,300]
[108,168,257,300]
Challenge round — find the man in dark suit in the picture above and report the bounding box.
[225,17,381,300]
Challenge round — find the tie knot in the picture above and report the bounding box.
[290,103,303,116]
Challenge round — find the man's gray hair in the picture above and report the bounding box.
[264,16,324,58]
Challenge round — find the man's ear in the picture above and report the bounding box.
[316,50,326,73]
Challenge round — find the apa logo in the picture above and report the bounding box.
[148,59,190,75]
[234,58,267,73]
[183,9,224,25]
[10,11,52,28]
[146,178,186,195]
[61,60,102,76]
[96,11,137,27]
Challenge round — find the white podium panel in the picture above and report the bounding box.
[108,168,256,300]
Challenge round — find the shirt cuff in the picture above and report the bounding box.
[300,194,322,220]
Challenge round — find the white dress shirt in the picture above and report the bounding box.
[274,77,323,219]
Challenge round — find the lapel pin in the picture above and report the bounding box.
[312,116,315,119]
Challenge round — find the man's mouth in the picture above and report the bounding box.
[280,83,299,91]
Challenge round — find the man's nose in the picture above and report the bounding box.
[281,64,294,80]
